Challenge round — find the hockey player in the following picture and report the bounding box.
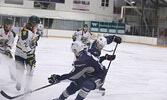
[88,35,122,58]
[0,17,16,80]
[72,24,92,47]
[14,15,41,92]
[48,41,116,100]
[0,18,15,58]
[88,35,122,91]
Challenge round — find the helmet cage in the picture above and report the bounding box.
[96,37,107,50]
[71,41,84,54]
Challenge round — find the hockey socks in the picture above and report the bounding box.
[75,80,95,100]
[58,90,69,100]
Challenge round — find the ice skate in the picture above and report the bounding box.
[15,83,21,91]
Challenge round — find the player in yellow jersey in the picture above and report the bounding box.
[15,15,41,92]
[0,17,16,81]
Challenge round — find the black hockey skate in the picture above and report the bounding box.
[99,87,105,96]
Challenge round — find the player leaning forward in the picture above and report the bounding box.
[15,15,41,92]
[0,18,16,80]
[48,41,116,100]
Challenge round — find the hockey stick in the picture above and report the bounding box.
[107,43,118,70]
[1,84,53,99]
[99,43,119,96]
[102,49,113,52]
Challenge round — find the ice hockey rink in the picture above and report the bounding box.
[0,37,167,100]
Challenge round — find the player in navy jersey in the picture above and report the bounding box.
[88,35,122,58]
[88,35,122,91]
[48,41,116,100]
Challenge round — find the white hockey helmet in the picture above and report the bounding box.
[96,37,107,50]
[71,41,85,54]
[37,24,44,31]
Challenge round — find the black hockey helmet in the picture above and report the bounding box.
[28,15,40,26]
[83,24,88,27]
[4,18,14,25]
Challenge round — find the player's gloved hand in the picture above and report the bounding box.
[5,50,13,59]
[30,36,39,49]
[0,39,8,46]
[48,74,61,84]
[81,37,87,42]
[27,53,36,67]
[86,42,91,46]
[36,31,43,37]
[72,35,76,41]
[105,54,116,61]
[114,36,122,44]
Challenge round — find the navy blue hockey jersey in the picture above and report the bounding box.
[88,35,115,57]
[59,51,107,81]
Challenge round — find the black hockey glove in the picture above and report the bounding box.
[48,74,61,84]
[114,36,122,44]
[0,39,8,47]
[36,30,43,37]
[81,37,87,43]
[86,42,91,47]
[105,54,116,61]
[72,35,76,41]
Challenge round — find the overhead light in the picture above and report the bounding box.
[131,1,135,4]
[131,1,136,6]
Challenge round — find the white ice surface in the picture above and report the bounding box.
[0,37,167,100]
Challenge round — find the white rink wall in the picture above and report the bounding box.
[44,29,157,45]
[122,35,157,45]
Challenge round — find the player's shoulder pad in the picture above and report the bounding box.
[11,30,16,37]
[79,51,92,62]
[21,29,29,40]
[105,35,114,44]
[85,52,99,62]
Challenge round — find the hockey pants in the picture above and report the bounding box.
[15,55,34,92]
[59,77,103,100]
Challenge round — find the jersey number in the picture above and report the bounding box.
[24,42,28,47]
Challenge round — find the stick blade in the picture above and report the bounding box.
[1,90,14,99]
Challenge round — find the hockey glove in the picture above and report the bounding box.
[36,31,43,37]
[114,36,122,44]
[0,39,8,47]
[48,74,61,84]
[27,53,36,67]
[86,40,91,47]
[87,42,90,47]
[81,37,87,43]
[72,35,76,41]
[5,50,13,59]
[105,54,116,61]
[30,36,40,49]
